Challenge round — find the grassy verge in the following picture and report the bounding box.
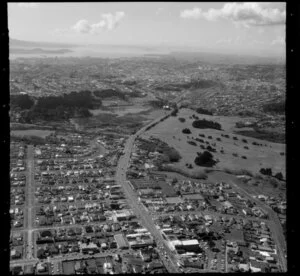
[234,129,285,144]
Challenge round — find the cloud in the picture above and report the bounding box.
[271,36,285,45]
[180,2,286,27]
[180,7,202,19]
[156,7,164,15]
[72,20,92,34]
[17,3,39,8]
[72,11,125,34]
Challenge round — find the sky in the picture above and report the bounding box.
[8,2,286,57]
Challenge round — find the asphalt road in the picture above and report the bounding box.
[25,145,35,260]
[114,107,183,273]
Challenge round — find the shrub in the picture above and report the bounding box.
[196,138,204,143]
[199,134,205,138]
[233,153,238,157]
[206,145,216,152]
[182,128,191,134]
[244,146,249,150]
[178,117,186,123]
[242,156,247,159]
[216,138,221,142]
[208,136,212,139]
[171,108,179,116]
[233,137,238,140]
[188,141,197,146]
[242,139,248,143]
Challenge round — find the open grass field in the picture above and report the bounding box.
[79,104,167,134]
[142,108,285,178]
[89,105,152,117]
[11,129,54,138]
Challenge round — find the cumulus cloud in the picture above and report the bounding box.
[17,3,40,8]
[180,2,286,27]
[271,36,285,45]
[73,19,91,34]
[72,11,125,34]
[180,7,202,19]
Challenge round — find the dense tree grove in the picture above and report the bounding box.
[12,91,99,123]
[194,151,217,167]
[195,107,213,115]
[10,94,34,109]
[93,89,127,100]
[192,119,222,130]
[262,100,285,114]
[182,128,191,134]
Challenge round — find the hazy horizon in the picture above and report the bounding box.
[8,2,285,59]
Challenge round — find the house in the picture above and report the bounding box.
[114,234,129,249]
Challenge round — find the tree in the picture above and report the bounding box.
[274,172,284,181]
[194,151,217,167]
[259,168,272,176]
[166,149,181,162]
[171,108,179,116]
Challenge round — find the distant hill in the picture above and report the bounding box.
[10,48,73,54]
[10,38,78,48]
[169,51,285,65]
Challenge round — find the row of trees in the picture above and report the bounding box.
[259,168,284,181]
